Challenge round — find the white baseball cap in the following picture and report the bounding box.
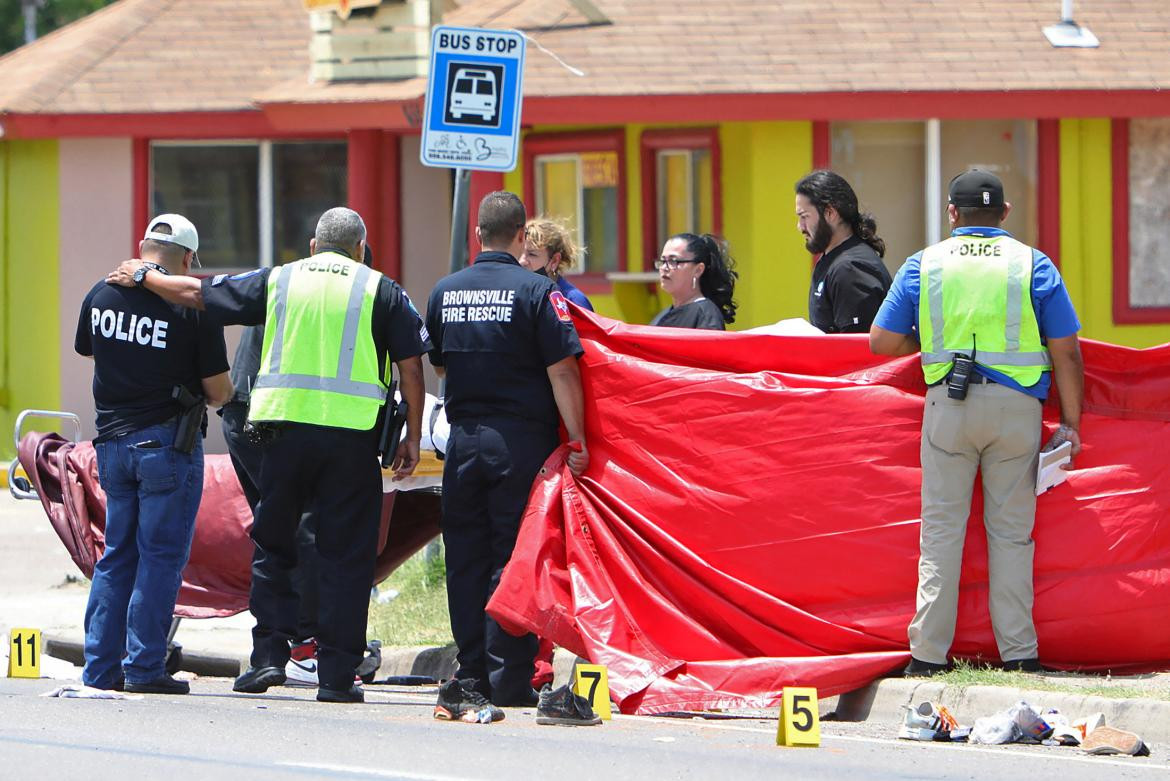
[144,213,200,265]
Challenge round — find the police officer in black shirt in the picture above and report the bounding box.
[795,170,893,333]
[76,214,233,695]
[108,207,428,704]
[426,191,588,718]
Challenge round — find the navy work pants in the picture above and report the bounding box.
[441,417,559,705]
[248,423,381,690]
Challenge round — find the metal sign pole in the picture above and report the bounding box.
[447,167,472,274]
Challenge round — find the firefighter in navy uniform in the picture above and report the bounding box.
[426,191,588,720]
[107,207,427,704]
[77,214,233,695]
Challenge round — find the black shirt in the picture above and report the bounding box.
[200,253,430,377]
[808,235,893,333]
[425,251,584,428]
[649,297,726,330]
[75,280,228,442]
[227,324,264,405]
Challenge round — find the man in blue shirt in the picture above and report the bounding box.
[870,170,1084,677]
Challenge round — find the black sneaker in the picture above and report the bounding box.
[903,657,948,677]
[233,665,287,693]
[317,685,364,704]
[1002,657,1045,673]
[536,684,602,726]
[124,674,190,695]
[433,679,505,723]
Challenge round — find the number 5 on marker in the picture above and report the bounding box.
[776,686,820,747]
[8,628,42,679]
[572,664,612,720]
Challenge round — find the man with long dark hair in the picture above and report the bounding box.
[795,170,892,333]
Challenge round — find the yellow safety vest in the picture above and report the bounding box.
[918,234,1050,387]
[249,253,387,429]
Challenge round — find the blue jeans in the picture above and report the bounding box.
[82,420,203,687]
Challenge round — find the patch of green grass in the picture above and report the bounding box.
[937,660,1170,701]
[367,545,454,648]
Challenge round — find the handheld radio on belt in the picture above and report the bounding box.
[378,381,409,469]
[947,336,977,401]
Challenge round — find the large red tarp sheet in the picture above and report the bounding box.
[489,309,1170,715]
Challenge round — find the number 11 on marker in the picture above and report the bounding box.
[8,628,42,679]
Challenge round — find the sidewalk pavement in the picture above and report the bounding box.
[4,495,1167,745]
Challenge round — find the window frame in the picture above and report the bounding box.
[522,129,627,285]
[1111,118,1170,325]
[639,127,722,269]
[143,137,347,272]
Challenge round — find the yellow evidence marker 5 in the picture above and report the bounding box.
[572,664,612,720]
[776,686,820,747]
[8,628,42,679]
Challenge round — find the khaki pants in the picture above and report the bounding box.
[908,382,1042,664]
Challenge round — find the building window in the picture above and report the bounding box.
[830,120,1038,272]
[1113,118,1170,324]
[523,130,626,275]
[640,128,721,267]
[151,140,347,269]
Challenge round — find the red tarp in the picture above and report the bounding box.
[489,309,1170,715]
[18,434,440,618]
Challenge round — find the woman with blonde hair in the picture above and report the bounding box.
[522,218,594,311]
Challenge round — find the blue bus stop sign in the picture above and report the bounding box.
[421,26,526,172]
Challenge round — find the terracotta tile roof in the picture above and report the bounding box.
[2,0,1170,116]
[0,0,310,114]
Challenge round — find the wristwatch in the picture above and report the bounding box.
[132,266,150,287]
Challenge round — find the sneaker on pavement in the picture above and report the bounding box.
[536,684,602,726]
[124,674,190,695]
[1081,725,1145,756]
[897,702,957,741]
[433,679,505,724]
[286,639,320,687]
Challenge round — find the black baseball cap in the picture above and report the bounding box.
[948,169,1005,208]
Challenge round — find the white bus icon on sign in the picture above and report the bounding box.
[446,66,499,124]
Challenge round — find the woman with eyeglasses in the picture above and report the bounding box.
[649,233,738,330]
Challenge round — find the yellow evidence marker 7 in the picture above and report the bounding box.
[8,628,42,679]
[776,686,820,747]
[572,663,612,720]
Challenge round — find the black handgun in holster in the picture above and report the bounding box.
[171,385,207,454]
[378,381,409,469]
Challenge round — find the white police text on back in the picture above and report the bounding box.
[91,308,169,348]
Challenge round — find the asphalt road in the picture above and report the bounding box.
[0,677,1163,781]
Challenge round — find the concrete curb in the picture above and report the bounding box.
[42,632,1168,746]
[835,678,1169,746]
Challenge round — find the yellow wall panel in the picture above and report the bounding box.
[1059,120,1169,348]
[0,140,61,461]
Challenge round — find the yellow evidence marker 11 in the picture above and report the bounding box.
[572,664,613,720]
[776,686,820,747]
[8,628,42,679]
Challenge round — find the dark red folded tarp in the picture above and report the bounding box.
[18,434,439,618]
[489,308,1170,715]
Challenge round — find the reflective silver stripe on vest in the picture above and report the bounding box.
[252,372,387,401]
[266,266,293,372]
[259,259,386,401]
[922,349,1051,367]
[925,257,946,356]
[336,264,373,382]
[1005,250,1024,352]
